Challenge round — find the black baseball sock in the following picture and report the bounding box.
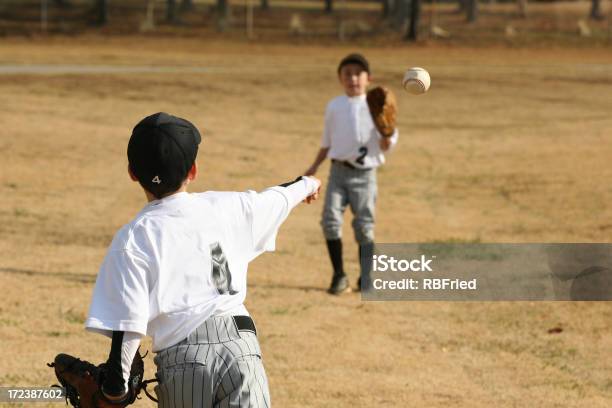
[326,239,345,277]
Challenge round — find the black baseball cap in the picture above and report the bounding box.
[127,112,201,198]
[337,53,370,75]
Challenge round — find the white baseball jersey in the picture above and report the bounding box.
[85,177,320,352]
[321,94,398,169]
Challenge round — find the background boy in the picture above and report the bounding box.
[305,53,399,295]
[85,112,321,407]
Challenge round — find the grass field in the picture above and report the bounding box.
[1,37,612,407]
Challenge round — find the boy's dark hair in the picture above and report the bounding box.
[337,53,370,75]
[127,112,201,199]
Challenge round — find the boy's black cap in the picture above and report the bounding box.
[337,53,370,74]
[127,112,201,196]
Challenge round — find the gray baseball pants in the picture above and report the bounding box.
[321,160,377,245]
[153,315,270,408]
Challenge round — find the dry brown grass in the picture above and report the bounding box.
[1,38,612,407]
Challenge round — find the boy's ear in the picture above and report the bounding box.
[187,163,198,181]
[128,165,139,182]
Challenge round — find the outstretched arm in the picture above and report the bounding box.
[277,175,322,206]
[248,176,321,258]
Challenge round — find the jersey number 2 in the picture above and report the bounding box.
[210,242,238,295]
[356,146,368,166]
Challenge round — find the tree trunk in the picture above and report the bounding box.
[382,0,393,17]
[456,0,465,13]
[590,0,603,20]
[141,0,156,31]
[517,0,527,18]
[466,0,478,23]
[166,0,177,22]
[218,0,228,14]
[216,0,232,30]
[181,0,194,11]
[391,0,401,18]
[394,0,409,29]
[261,0,269,9]
[325,0,333,13]
[96,0,108,25]
[405,0,421,41]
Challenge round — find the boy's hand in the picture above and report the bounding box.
[379,137,392,151]
[303,176,321,204]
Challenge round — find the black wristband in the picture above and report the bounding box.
[278,176,304,188]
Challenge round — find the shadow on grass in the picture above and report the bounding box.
[250,282,328,293]
[0,269,333,292]
[0,267,96,283]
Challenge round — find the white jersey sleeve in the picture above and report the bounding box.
[232,176,320,262]
[85,248,150,337]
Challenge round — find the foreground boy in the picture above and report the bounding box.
[85,112,321,407]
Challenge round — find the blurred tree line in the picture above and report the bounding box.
[6,0,608,40]
[90,0,609,37]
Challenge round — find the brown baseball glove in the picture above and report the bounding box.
[48,351,157,407]
[366,86,397,138]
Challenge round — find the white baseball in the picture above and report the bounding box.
[403,67,431,95]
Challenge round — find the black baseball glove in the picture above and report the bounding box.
[48,350,156,407]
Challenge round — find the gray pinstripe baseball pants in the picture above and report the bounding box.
[153,315,271,408]
[321,160,377,245]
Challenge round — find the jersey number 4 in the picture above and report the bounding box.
[209,242,238,295]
